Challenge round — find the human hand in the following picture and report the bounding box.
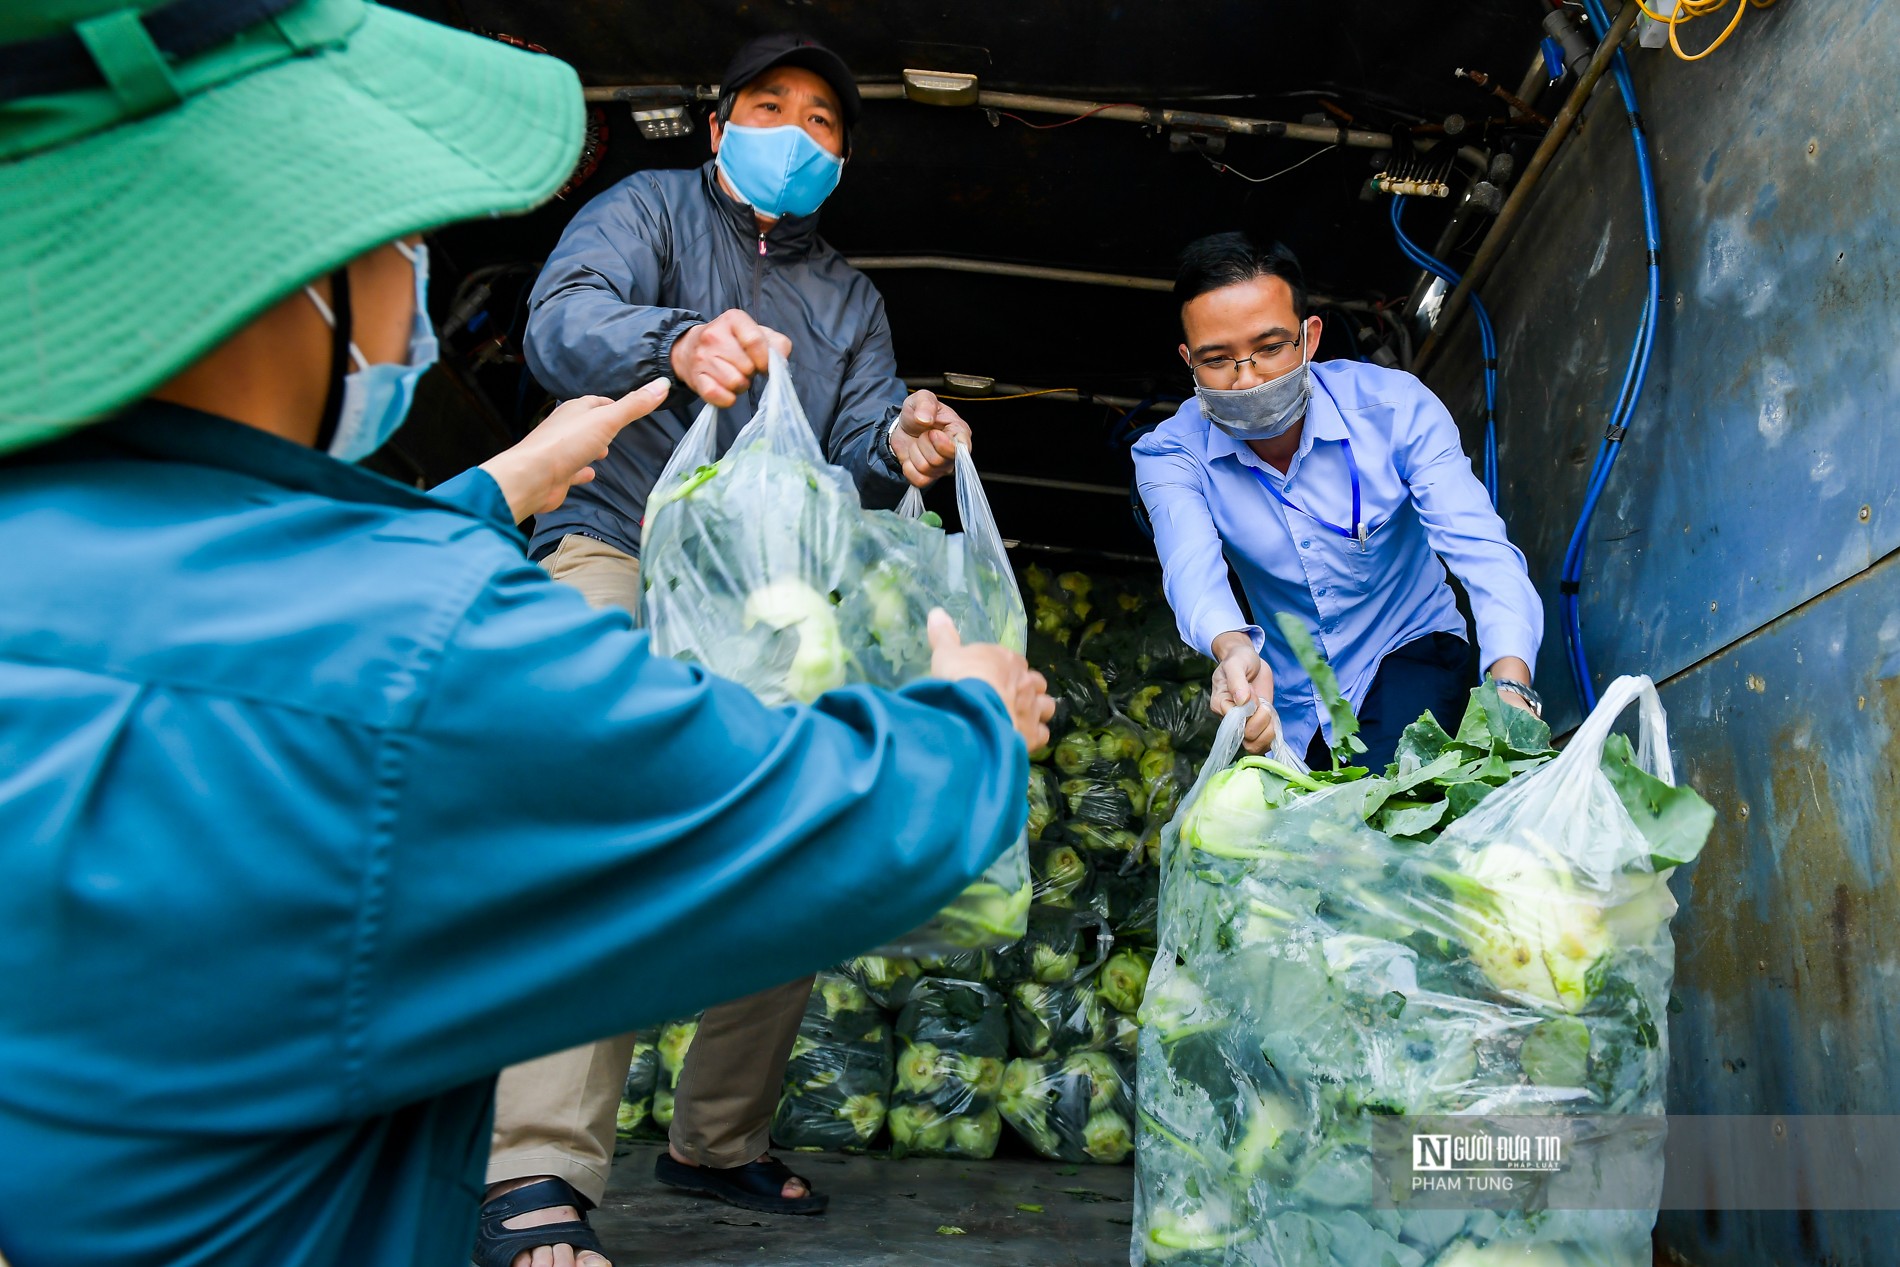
[669,309,793,408]
[1210,631,1279,754]
[479,378,671,523]
[892,391,971,488]
[927,608,1054,752]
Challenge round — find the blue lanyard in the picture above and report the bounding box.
[1250,437,1366,549]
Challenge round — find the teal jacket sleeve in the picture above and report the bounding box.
[350,558,1027,1114]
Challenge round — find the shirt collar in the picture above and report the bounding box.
[35,400,522,541]
[1199,367,1348,477]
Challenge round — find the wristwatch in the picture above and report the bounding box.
[1496,678,1543,717]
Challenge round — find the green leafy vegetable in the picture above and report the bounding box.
[1520,1016,1591,1087]
[1600,732,1717,868]
[1274,612,1365,764]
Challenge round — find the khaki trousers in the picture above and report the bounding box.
[485,534,815,1205]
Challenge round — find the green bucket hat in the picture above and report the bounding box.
[0,0,583,453]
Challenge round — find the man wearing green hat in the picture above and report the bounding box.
[0,5,1053,1267]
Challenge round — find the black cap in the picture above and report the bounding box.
[718,32,861,128]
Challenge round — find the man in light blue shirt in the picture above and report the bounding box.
[1134,234,1543,767]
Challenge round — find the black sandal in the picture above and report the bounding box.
[654,1151,829,1216]
[472,1177,611,1267]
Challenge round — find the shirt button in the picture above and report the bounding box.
[1316,588,1328,596]
[1300,539,1311,549]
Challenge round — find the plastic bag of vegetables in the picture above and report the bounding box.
[639,349,1031,956]
[1008,975,1135,1062]
[650,1016,699,1132]
[889,979,1009,1160]
[1133,669,1715,1267]
[1028,766,1065,842]
[999,1049,1135,1165]
[1030,840,1093,908]
[995,904,1110,986]
[1124,680,1217,753]
[1040,655,1113,736]
[615,1027,663,1141]
[914,948,998,983]
[843,954,923,1011]
[1098,946,1153,1016]
[771,971,894,1153]
[1089,860,1159,944]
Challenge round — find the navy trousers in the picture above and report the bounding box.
[1305,632,1472,772]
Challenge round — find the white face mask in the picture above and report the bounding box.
[303,241,439,463]
[1193,324,1312,439]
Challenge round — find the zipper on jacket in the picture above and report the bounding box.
[752,231,766,312]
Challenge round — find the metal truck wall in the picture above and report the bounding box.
[1425,3,1900,1263]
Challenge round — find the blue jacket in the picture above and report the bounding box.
[0,402,1026,1267]
[523,161,911,560]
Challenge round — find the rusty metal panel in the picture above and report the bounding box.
[1654,551,1900,1266]
[1427,0,1900,735]
[1423,3,1900,1264]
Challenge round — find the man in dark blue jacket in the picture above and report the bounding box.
[487,34,974,1255]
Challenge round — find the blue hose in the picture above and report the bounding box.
[1390,196,1500,506]
[1560,0,1664,711]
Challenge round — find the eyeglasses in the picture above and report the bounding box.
[1190,333,1306,387]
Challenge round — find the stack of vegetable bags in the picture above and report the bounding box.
[617,1016,699,1142]
[888,978,1010,1160]
[639,349,1030,955]
[1134,619,1716,1266]
[772,971,895,1153]
[642,565,1219,1167]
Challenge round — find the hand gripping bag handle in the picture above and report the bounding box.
[711,344,829,468]
[1159,700,1299,874]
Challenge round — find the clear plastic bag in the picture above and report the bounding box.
[1098,946,1154,1016]
[1007,975,1135,1062]
[999,1049,1136,1165]
[914,948,999,984]
[995,903,1111,986]
[771,970,894,1153]
[1027,765,1065,843]
[1133,679,1700,1266]
[842,954,924,1011]
[1088,859,1159,945]
[889,979,1009,1159]
[639,350,1031,955]
[1030,840,1094,908]
[1124,679,1218,753]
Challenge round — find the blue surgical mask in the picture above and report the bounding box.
[303,241,438,463]
[1193,325,1312,440]
[715,122,844,220]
